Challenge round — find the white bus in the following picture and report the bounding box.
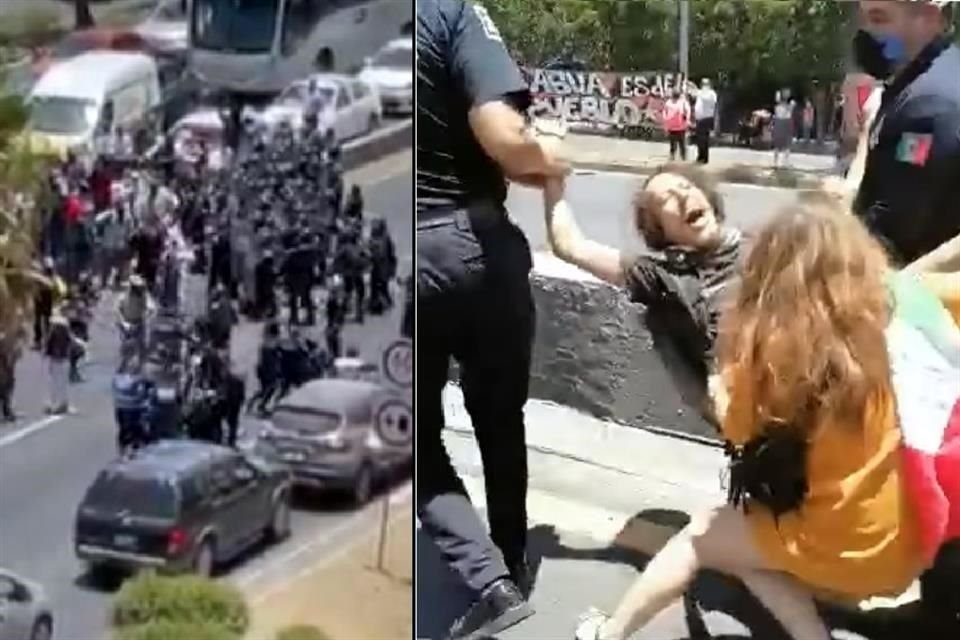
[188,0,412,95]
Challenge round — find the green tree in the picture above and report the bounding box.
[0,67,50,354]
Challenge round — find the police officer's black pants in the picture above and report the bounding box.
[369,273,390,313]
[288,284,314,325]
[695,117,713,164]
[325,326,342,360]
[417,205,534,594]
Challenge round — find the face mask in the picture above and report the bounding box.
[853,29,908,80]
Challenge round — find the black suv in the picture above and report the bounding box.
[74,440,292,579]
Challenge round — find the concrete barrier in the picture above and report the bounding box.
[342,119,412,171]
[526,252,721,442]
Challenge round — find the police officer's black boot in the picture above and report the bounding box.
[354,277,365,323]
[447,578,533,640]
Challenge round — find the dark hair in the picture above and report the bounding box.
[631,163,726,249]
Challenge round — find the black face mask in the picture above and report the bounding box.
[853,29,893,80]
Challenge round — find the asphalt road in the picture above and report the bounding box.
[0,152,412,640]
[505,170,800,256]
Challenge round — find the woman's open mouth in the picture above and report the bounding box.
[686,208,706,226]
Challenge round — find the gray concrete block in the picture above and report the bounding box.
[527,254,721,442]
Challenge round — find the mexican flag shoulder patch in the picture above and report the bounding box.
[895,132,933,166]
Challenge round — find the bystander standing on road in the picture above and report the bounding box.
[662,88,691,161]
[771,89,795,168]
[802,97,816,142]
[852,0,960,265]
[693,78,717,164]
[416,0,569,638]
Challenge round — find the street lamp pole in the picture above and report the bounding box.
[678,0,690,81]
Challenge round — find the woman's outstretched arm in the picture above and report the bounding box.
[542,176,626,286]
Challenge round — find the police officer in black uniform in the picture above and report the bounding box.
[325,275,347,360]
[333,228,368,323]
[416,2,569,637]
[853,0,960,264]
[283,231,316,325]
[367,217,396,314]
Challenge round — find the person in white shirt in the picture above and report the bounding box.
[693,78,718,164]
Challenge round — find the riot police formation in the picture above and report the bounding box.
[22,99,402,458]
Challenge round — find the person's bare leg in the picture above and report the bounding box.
[594,506,830,640]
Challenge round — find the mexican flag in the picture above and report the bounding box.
[886,271,960,566]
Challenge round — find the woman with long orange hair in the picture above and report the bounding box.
[575,200,934,640]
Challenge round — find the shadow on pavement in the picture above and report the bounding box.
[418,506,943,640]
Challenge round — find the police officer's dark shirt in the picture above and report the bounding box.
[854,37,960,264]
[417,0,531,215]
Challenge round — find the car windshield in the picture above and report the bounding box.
[28,96,96,134]
[278,84,334,106]
[191,0,279,54]
[83,472,178,519]
[372,47,411,70]
[272,407,341,434]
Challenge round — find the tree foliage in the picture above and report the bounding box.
[0,67,50,346]
[485,0,853,85]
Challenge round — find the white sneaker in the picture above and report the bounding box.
[575,607,611,640]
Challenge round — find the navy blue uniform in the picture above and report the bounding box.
[417,0,535,600]
[854,37,960,264]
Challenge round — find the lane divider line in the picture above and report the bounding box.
[0,415,64,450]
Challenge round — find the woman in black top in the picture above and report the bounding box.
[542,160,743,421]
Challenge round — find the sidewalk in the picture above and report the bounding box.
[244,496,413,640]
[416,385,929,640]
[566,133,837,189]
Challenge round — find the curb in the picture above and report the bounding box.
[572,160,827,189]
[342,119,412,172]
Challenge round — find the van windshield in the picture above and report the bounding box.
[372,47,412,70]
[191,0,279,54]
[29,96,96,135]
[83,471,178,519]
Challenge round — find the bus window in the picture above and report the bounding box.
[191,0,280,54]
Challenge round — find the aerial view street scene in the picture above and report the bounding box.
[0,1,413,639]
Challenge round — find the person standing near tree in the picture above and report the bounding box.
[663,88,691,161]
[694,78,718,164]
[772,89,796,168]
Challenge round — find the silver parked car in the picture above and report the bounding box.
[0,569,53,640]
[254,378,412,504]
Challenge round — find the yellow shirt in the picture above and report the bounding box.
[722,372,925,601]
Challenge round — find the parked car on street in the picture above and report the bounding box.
[254,378,412,504]
[358,37,412,116]
[0,569,53,640]
[244,73,381,143]
[74,440,292,581]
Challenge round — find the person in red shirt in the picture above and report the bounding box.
[90,159,113,214]
[662,89,692,161]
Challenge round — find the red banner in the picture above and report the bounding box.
[521,68,698,127]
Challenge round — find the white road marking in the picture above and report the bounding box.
[0,415,64,450]
[231,481,411,590]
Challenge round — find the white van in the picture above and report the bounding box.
[24,51,162,162]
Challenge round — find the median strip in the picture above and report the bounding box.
[242,499,412,640]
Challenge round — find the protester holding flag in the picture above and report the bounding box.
[575,199,960,640]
